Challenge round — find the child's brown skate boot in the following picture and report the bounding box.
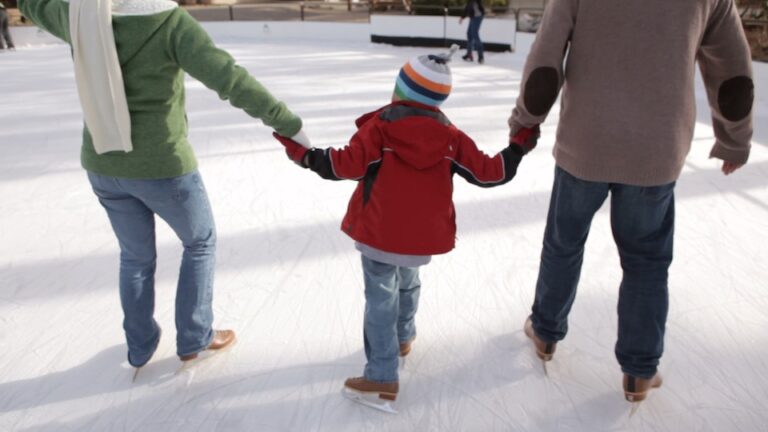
[343,376,399,413]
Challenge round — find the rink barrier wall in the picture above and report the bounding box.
[8,26,62,46]
[8,22,370,47]
[370,15,517,52]
[10,18,515,50]
[201,21,370,42]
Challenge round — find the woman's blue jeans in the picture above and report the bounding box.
[88,170,216,366]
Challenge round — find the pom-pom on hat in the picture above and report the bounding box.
[394,44,459,107]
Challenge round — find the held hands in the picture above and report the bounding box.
[510,125,540,154]
[721,161,743,176]
[290,130,312,149]
[273,132,310,167]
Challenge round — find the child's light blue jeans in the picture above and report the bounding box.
[361,255,421,383]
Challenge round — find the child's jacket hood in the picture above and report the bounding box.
[355,101,455,170]
[317,100,521,256]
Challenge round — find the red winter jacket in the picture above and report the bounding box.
[304,101,526,255]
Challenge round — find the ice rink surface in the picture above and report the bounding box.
[1,29,767,432]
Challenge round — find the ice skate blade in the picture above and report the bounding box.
[175,338,237,375]
[132,367,142,382]
[342,387,398,414]
[176,340,237,375]
[629,402,641,417]
[625,392,648,403]
[623,375,661,405]
[175,352,216,375]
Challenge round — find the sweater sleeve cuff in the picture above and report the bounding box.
[709,141,750,165]
[508,108,540,138]
[273,117,303,139]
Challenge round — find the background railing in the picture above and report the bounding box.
[6,0,547,35]
[737,0,768,60]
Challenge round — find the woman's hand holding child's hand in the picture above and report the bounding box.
[273,132,310,167]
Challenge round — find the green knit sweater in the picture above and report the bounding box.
[19,0,302,179]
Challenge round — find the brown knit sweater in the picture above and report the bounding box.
[509,0,754,186]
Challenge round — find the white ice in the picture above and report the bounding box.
[1,25,767,432]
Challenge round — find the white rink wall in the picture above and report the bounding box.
[370,14,517,47]
[202,21,370,43]
[9,17,516,47]
[6,26,61,46]
[9,21,371,46]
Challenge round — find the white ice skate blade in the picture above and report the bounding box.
[175,338,237,376]
[629,402,642,418]
[342,387,398,414]
[175,351,219,375]
[132,367,142,382]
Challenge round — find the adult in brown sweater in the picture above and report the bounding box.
[512,0,754,403]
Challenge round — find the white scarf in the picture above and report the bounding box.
[69,0,132,154]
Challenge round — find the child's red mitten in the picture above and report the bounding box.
[273,132,310,167]
[510,125,540,154]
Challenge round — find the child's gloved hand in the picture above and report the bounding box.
[273,132,310,167]
[510,125,540,154]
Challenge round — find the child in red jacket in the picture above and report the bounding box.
[274,47,538,411]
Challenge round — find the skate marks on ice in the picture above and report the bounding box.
[175,338,239,387]
[0,345,131,415]
[128,356,181,388]
[131,337,239,387]
[0,318,758,431]
[165,345,531,430]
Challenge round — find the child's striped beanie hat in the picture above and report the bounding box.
[394,45,459,107]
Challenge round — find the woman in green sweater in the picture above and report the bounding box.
[19,0,308,370]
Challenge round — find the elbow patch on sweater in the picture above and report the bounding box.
[718,76,754,122]
[524,67,560,117]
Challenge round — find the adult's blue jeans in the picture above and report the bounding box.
[530,166,675,379]
[0,9,14,50]
[361,255,421,383]
[467,16,484,60]
[88,170,216,366]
